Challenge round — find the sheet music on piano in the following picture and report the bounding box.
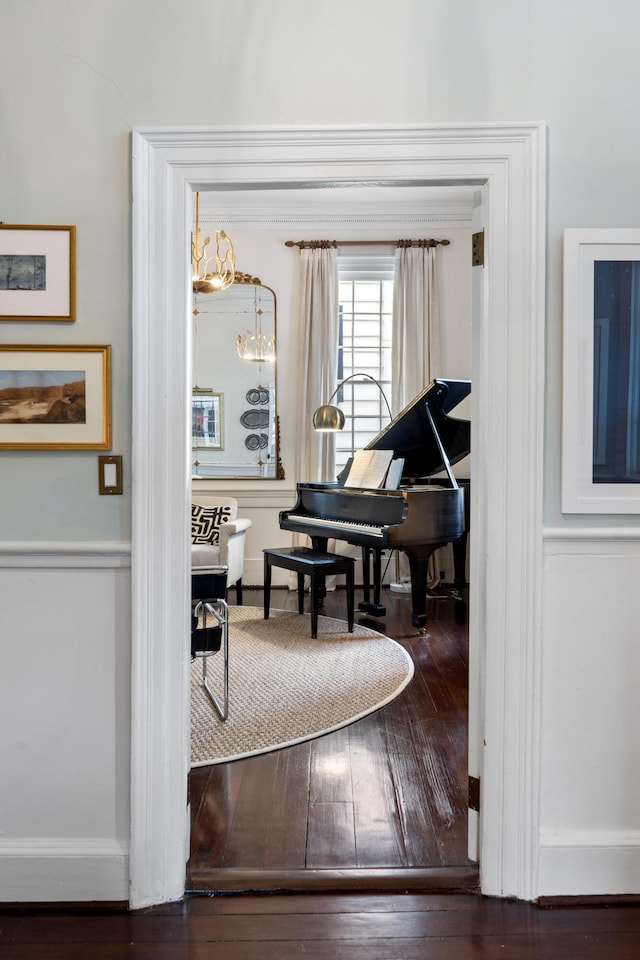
[343,448,395,489]
[384,457,404,490]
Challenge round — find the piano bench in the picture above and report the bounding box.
[263,546,355,639]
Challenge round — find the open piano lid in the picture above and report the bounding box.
[365,378,471,482]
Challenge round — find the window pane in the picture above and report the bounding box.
[334,273,393,473]
[353,319,380,336]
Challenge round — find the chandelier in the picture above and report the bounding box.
[191,192,236,292]
[236,285,276,362]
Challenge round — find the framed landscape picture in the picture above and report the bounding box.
[0,344,111,449]
[0,224,76,321]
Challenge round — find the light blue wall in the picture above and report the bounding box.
[2,0,640,903]
[1,0,639,536]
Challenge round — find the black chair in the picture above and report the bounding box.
[191,567,229,720]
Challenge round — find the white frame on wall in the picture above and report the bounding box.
[0,224,76,322]
[130,123,546,909]
[562,228,640,513]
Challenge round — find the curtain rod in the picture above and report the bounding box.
[284,238,450,249]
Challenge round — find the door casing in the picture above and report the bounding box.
[130,122,547,908]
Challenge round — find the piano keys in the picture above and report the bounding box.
[280,378,471,630]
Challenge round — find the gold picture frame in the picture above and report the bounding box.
[0,344,111,450]
[0,224,76,321]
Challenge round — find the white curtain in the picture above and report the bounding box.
[294,245,340,483]
[391,243,441,588]
[290,245,339,589]
[391,243,441,416]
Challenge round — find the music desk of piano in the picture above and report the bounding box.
[280,378,471,632]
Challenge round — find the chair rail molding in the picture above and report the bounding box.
[131,122,546,909]
[0,541,130,567]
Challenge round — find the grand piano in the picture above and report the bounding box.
[280,378,471,630]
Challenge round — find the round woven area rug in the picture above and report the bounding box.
[190,605,414,767]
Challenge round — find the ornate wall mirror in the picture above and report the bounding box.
[192,273,283,479]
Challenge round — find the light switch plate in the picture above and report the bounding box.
[98,455,123,495]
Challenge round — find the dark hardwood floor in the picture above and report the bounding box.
[3,893,639,958]
[188,582,474,892]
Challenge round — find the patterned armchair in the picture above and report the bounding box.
[191,494,252,604]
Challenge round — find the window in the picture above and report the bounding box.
[335,257,394,473]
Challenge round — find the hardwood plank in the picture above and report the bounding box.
[188,764,211,815]
[262,742,312,869]
[305,801,357,868]
[2,897,639,960]
[410,718,468,863]
[3,933,640,960]
[4,933,640,960]
[380,698,444,866]
[189,762,246,866]
[424,618,469,714]
[220,752,279,868]
[348,714,407,867]
[309,725,353,804]
[179,892,486,914]
[5,899,640,942]
[406,636,461,719]
[160,907,640,944]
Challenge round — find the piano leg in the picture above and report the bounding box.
[453,478,471,592]
[404,546,446,632]
[361,546,371,602]
[452,531,469,594]
[358,546,386,618]
[373,549,382,607]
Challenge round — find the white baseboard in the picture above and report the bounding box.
[538,832,640,896]
[0,839,129,902]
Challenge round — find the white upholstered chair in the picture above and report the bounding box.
[191,494,252,604]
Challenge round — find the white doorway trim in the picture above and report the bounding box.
[130,123,546,908]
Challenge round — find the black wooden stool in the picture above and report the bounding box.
[263,546,355,638]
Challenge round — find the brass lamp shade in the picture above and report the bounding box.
[312,374,392,433]
[312,403,345,432]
